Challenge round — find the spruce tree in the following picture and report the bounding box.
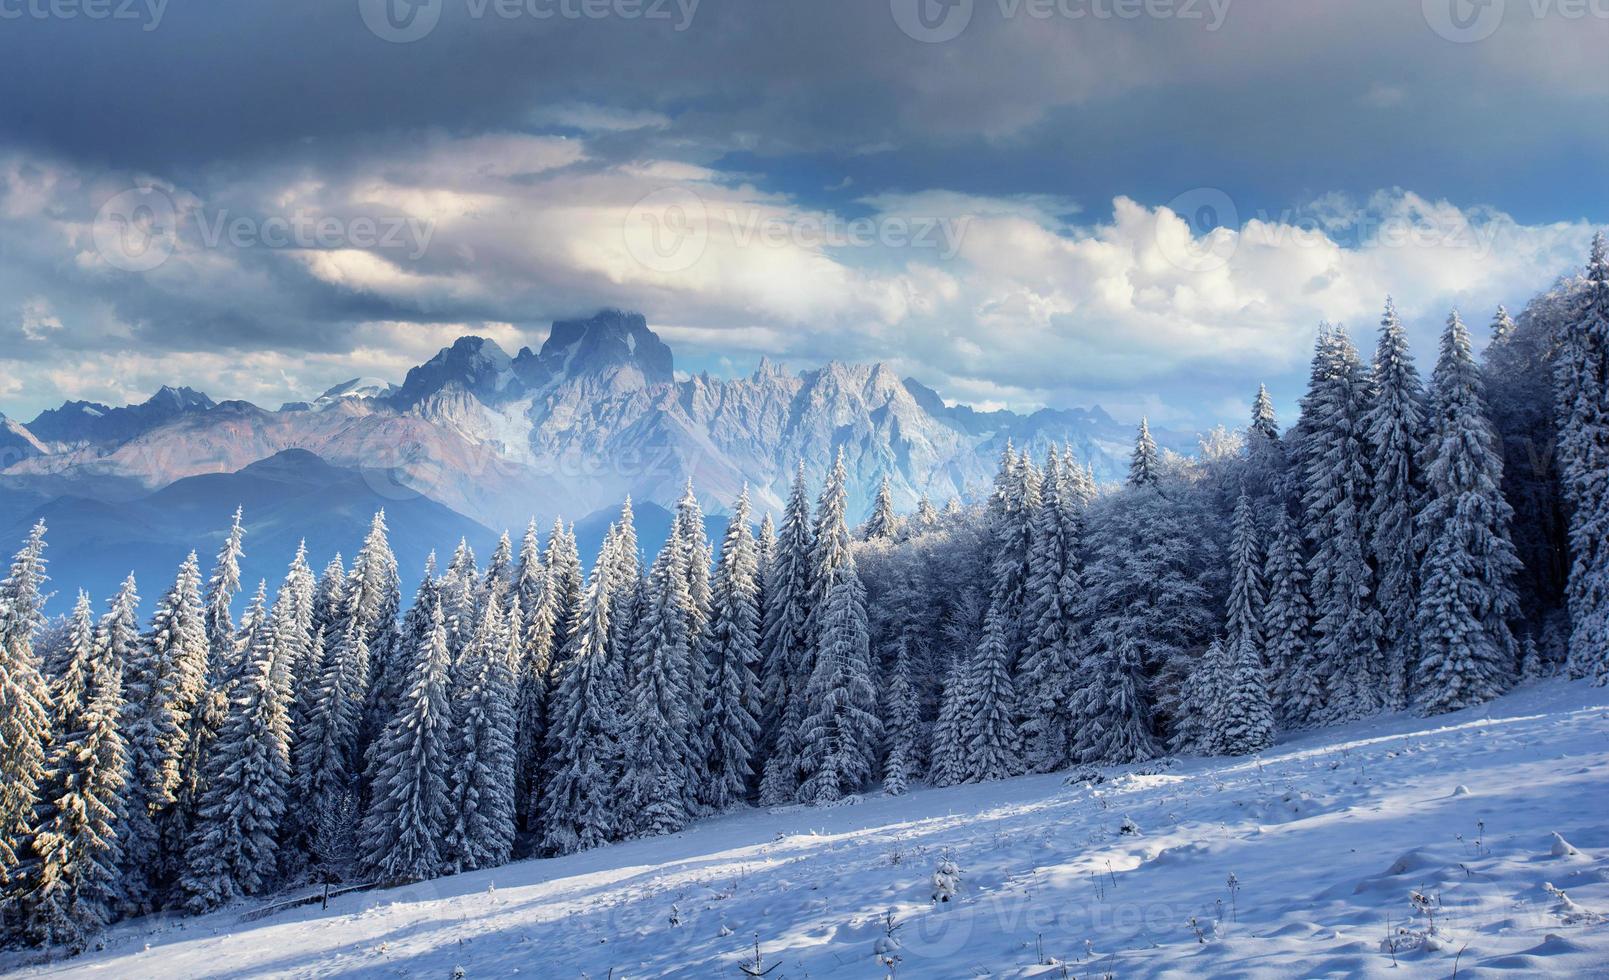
[1218,497,1275,753]
[1556,233,1609,682]
[621,531,695,835]
[541,558,622,854]
[1017,446,1086,771]
[0,521,51,916]
[1298,326,1384,721]
[798,570,881,803]
[1415,311,1523,713]
[1364,299,1428,709]
[757,463,816,805]
[862,476,900,541]
[180,593,295,911]
[22,655,127,952]
[928,651,969,787]
[513,552,557,835]
[443,601,517,873]
[1129,418,1160,487]
[675,483,715,728]
[1264,508,1320,725]
[544,520,584,673]
[1170,637,1226,756]
[698,490,762,811]
[293,613,369,856]
[881,638,920,795]
[359,601,453,883]
[961,603,1022,781]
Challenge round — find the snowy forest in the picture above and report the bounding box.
[0,234,1606,957]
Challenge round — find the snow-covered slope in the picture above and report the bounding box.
[10,679,1607,979]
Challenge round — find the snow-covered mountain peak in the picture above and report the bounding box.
[535,309,674,388]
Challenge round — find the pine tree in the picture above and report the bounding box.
[1170,637,1227,756]
[1299,326,1384,721]
[293,613,369,856]
[674,483,715,730]
[1017,446,1086,771]
[311,552,347,642]
[544,520,584,673]
[480,531,514,614]
[757,463,816,805]
[1415,311,1523,714]
[22,654,127,953]
[1218,497,1274,753]
[1129,418,1160,487]
[862,476,900,540]
[797,452,881,802]
[95,575,141,678]
[1557,233,1609,682]
[509,520,545,625]
[183,509,246,840]
[180,592,295,911]
[881,638,920,795]
[1264,508,1320,726]
[0,521,51,916]
[961,603,1022,781]
[798,570,881,803]
[914,496,940,533]
[698,491,762,811]
[439,538,480,659]
[443,601,517,873]
[927,651,969,787]
[621,530,696,835]
[513,551,557,835]
[541,557,622,854]
[359,601,453,882]
[1363,299,1428,709]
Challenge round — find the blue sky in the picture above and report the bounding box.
[1,0,1606,430]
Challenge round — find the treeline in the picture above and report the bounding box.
[0,234,1605,956]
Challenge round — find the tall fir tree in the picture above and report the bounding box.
[293,612,370,857]
[180,592,295,911]
[927,650,969,787]
[0,521,51,920]
[541,553,623,855]
[881,637,920,795]
[1264,508,1320,725]
[757,463,816,805]
[1298,326,1385,721]
[1017,446,1086,771]
[862,476,900,541]
[544,520,584,674]
[443,601,517,873]
[1414,311,1523,713]
[961,603,1022,781]
[1129,418,1160,487]
[22,654,127,953]
[1217,493,1274,753]
[512,550,557,836]
[698,490,762,810]
[1363,299,1428,709]
[674,483,715,729]
[620,531,696,834]
[359,601,453,883]
[1556,233,1609,682]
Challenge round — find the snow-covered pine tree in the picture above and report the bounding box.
[1363,299,1428,709]
[797,451,881,802]
[121,562,208,913]
[1245,384,1288,508]
[22,653,127,952]
[757,463,816,805]
[544,520,584,673]
[862,476,900,541]
[439,538,480,660]
[674,483,715,726]
[179,591,295,911]
[1170,637,1226,756]
[443,601,517,873]
[914,495,940,534]
[512,551,556,836]
[94,575,141,679]
[1414,311,1523,714]
[292,611,370,860]
[1298,326,1385,721]
[203,508,245,683]
[606,500,645,683]
[311,552,346,643]
[927,650,969,787]
[1263,508,1320,725]
[621,527,696,834]
[359,600,454,883]
[1017,446,1086,771]
[697,490,762,811]
[797,568,881,803]
[541,553,623,855]
[881,637,920,795]
[479,531,514,614]
[960,602,1022,781]
[1217,493,1274,754]
[0,521,51,919]
[756,512,776,619]
[1556,233,1609,682]
[1129,418,1160,487]
[509,520,545,625]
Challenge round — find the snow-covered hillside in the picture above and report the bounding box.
[8,678,1608,979]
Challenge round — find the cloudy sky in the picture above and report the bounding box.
[1,0,1606,428]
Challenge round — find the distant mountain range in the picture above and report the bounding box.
[0,310,1195,610]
